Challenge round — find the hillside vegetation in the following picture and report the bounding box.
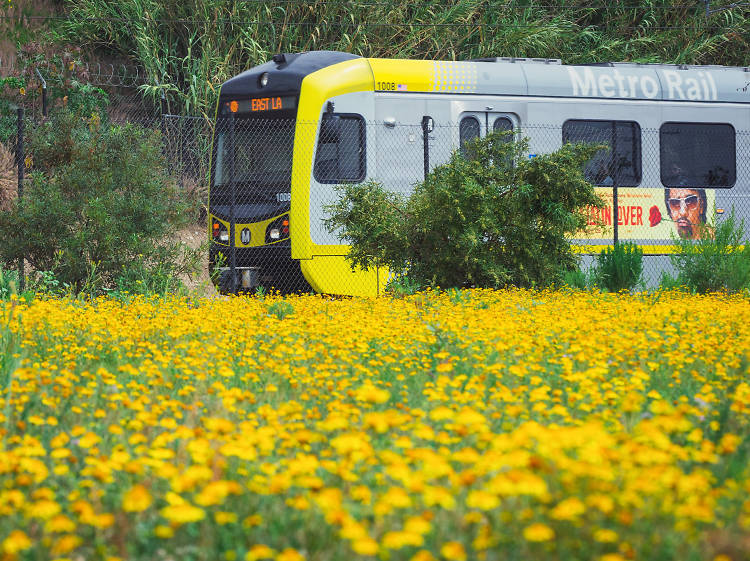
[50,0,750,114]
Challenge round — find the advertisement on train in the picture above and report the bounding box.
[578,187,716,241]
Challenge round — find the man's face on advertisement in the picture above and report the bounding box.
[666,188,704,239]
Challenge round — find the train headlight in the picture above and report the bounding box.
[259,72,269,88]
[265,214,290,244]
[212,219,229,242]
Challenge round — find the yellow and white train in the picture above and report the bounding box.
[208,51,749,295]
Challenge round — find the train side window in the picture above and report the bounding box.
[562,119,641,187]
[493,117,514,142]
[660,123,736,188]
[314,114,366,183]
[460,116,480,155]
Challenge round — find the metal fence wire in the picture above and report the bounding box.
[4,106,749,293]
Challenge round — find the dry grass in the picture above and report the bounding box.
[0,142,16,211]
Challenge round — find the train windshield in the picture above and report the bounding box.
[212,117,295,191]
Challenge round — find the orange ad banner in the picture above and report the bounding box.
[574,187,715,241]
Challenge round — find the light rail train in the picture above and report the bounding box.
[208,51,749,295]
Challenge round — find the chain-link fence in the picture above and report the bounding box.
[3,98,748,294]
[206,115,747,293]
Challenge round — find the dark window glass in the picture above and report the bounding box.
[660,123,736,188]
[460,116,480,155]
[493,117,514,143]
[562,120,641,187]
[211,117,295,205]
[493,117,513,132]
[314,114,365,183]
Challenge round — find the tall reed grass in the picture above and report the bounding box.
[58,0,750,115]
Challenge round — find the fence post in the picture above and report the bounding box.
[611,122,619,246]
[160,89,173,176]
[16,107,24,292]
[421,116,433,181]
[228,111,237,294]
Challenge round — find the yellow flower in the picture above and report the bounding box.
[439,541,466,561]
[214,511,238,525]
[355,384,390,404]
[593,529,619,543]
[382,531,424,549]
[155,525,174,538]
[51,534,82,555]
[195,480,241,507]
[45,514,76,533]
[92,513,115,528]
[160,503,206,524]
[351,538,378,555]
[2,530,32,554]
[246,544,275,561]
[410,551,437,561]
[276,548,305,561]
[78,431,101,448]
[523,523,555,542]
[404,515,432,535]
[466,490,500,511]
[243,514,263,528]
[27,499,61,519]
[550,497,586,521]
[122,484,152,512]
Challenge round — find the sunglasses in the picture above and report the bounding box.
[667,195,700,212]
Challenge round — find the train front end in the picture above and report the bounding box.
[208,51,360,293]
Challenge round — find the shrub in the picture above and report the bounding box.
[0,76,25,145]
[0,265,19,301]
[386,274,423,298]
[561,267,590,290]
[593,242,643,292]
[268,300,295,319]
[668,209,750,294]
[0,108,197,295]
[325,131,604,289]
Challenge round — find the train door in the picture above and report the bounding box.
[459,111,519,149]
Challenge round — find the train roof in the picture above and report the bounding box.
[366,56,750,103]
[222,51,750,104]
[456,57,750,103]
[220,51,360,96]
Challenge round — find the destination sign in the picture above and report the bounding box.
[222,96,297,114]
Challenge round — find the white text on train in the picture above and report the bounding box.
[567,67,718,100]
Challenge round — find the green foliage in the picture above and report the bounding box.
[0,264,20,301]
[56,1,750,115]
[593,242,644,292]
[0,108,198,295]
[65,84,110,125]
[267,300,294,320]
[325,131,604,289]
[386,274,423,298]
[561,267,591,290]
[668,209,750,294]
[0,76,26,144]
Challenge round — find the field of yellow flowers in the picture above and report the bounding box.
[1,289,749,561]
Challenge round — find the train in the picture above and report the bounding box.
[208,51,749,296]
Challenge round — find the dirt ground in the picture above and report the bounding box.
[179,223,219,298]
